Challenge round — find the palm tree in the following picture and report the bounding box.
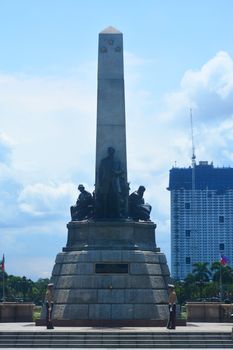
[183,273,199,301]
[193,262,211,282]
[211,262,233,284]
[211,262,233,301]
[192,262,211,300]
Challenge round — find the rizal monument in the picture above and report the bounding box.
[39,26,171,326]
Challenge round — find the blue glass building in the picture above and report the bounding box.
[168,161,233,279]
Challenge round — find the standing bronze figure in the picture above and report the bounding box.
[96,147,127,219]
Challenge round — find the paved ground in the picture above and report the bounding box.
[0,321,232,333]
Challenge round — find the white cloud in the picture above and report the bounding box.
[181,51,233,99]
[18,182,75,217]
[0,222,67,280]
[7,256,55,280]
[0,131,15,165]
[130,51,233,172]
[160,51,233,126]
[0,73,96,114]
[0,71,96,185]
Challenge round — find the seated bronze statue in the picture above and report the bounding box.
[129,185,152,221]
[70,184,93,221]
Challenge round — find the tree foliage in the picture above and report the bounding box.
[211,262,233,284]
[174,261,233,304]
[0,271,49,305]
[192,262,211,282]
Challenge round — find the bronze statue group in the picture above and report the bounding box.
[70,147,152,222]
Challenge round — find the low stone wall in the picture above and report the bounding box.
[0,302,34,322]
[187,302,233,322]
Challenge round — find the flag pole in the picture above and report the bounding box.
[2,270,5,302]
[219,263,223,302]
[1,255,5,302]
[219,252,228,303]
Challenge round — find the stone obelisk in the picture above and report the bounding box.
[95,27,128,219]
[38,27,172,327]
[95,26,127,184]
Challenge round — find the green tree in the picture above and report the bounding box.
[211,262,233,284]
[204,281,219,300]
[193,262,211,282]
[192,262,211,300]
[33,278,50,305]
[174,261,233,304]
[211,262,233,301]
[183,273,199,301]
[1,273,49,304]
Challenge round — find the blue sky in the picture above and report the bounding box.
[1,0,233,280]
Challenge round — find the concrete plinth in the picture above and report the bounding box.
[0,302,34,322]
[38,221,172,326]
[65,220,158,251]
[187,302,233,322]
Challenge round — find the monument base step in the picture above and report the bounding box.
[36,319,186,327]
[0,331,232,348]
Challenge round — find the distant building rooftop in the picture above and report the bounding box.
[168,161,233,191]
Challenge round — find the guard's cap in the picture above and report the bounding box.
[48,283,54,287]
[168,284,175,288]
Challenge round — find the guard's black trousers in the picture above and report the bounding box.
[46,301,54,329]
[167,304,176,329]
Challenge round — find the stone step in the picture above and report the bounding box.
[0,331,231,335]
[0,344,233,348]
[0,332,232,348]
[1,344,233,349]
[0,334,231,338]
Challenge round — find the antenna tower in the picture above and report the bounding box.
[190,108,196,168]
[190,108,198,268]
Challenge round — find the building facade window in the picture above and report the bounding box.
[219,215,224,223]
[219,243,225,251]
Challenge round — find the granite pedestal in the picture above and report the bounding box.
[38,221,171,326]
